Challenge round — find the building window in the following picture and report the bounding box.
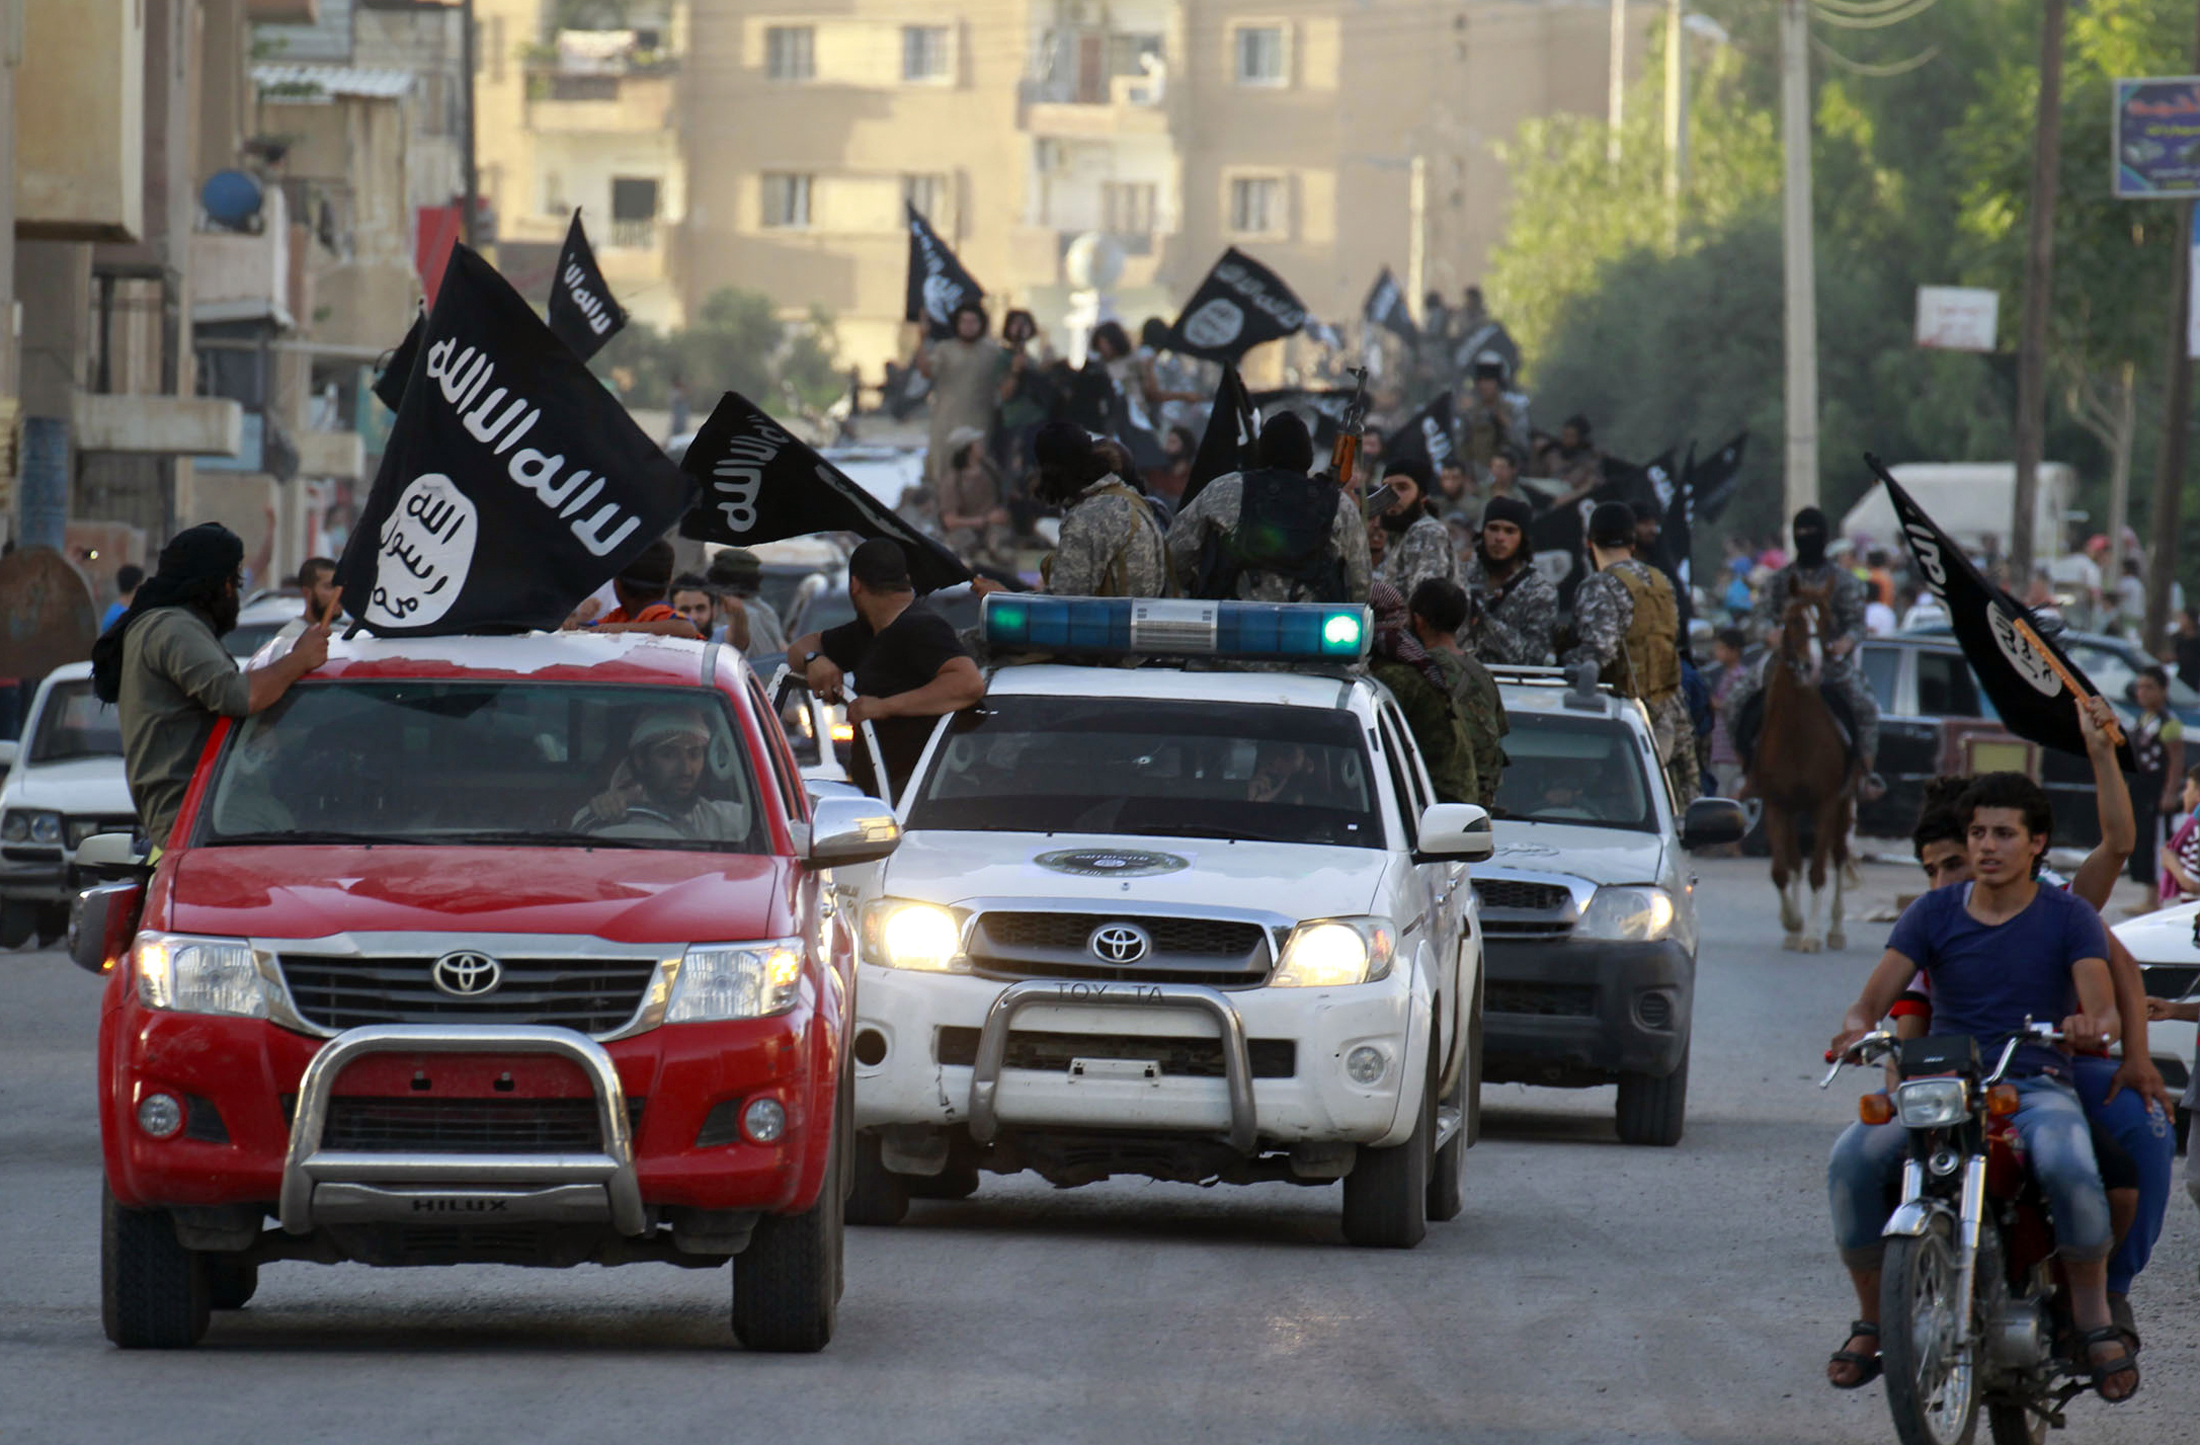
[903,174,951,228]
[611,177,660,247]
[902,25,951,82]
[1102,181,1156,250]
[1233,26,1286,86]
[542,171,566,218]
[1228,176,1284,236]
[760,173,813,229]
[765,25,814,81]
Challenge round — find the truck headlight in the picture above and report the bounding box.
[1575,886,1676,942]
[3,809,61,845]
[1273,917,1396,988]
[134,933,269,1018]
[860,899,964,972]
[667,940,806,1021]
[1896,1078,1970,1128]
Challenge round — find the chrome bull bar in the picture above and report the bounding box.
[964,980,1260,1155]
[278,1024,647,1237]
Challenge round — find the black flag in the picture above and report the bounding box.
[679,390,971,595]
[1450,319,1522,380]
[1168,248,1308,363]
[1690,431,1750,524]
[1184,364,1260,508]
[1249,385,1356,453]
[372,309,425,415]
[1386,392,1457,475]
[905,203,985,342]
[1664,443,1698,634]
[545,210,627,361]
[335,245,697,636]
[1525,453,1668,612]
[1869,455,2130,768]
[1363,267,1418,344]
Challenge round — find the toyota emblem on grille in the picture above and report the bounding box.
[431,950,503,997]
[1088,924,1152,964]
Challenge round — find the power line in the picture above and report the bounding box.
[1810,0,1940,32]
[1812,36,1941,77]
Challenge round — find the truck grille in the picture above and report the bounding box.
[275,954,661,1035]
[1487,982,1599,1017]
[936,1026,1296,1079]
[1472,879,1579,938]
[969,912,1272,986]
[321,1096,645,1153]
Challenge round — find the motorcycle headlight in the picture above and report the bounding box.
[134,933,269,1018]
[1575,886,1676,942]
[860,899,965,973]
[666,939,806,1022]
[1896,1077,1970,1128]
[1273,917,1396,988]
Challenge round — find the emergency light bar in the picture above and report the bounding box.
[981,595,1371,662]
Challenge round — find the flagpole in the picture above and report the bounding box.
[460,0,479,250]
[2142,7,2200,653]
[1780,0,1818,519]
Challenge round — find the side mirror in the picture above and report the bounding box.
[806,795,901,868]
[68,879,143,976]
[1418,802,1494,863]
[1681,797,1747,851]
[74,831,146,873]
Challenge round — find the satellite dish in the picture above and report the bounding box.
[200,170,264,231]
[1064,232,1125,292]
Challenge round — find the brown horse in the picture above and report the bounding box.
[1749,584,1856,951]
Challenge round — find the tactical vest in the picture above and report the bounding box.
[1607,563,1681,699]
[1195,468,1347,603]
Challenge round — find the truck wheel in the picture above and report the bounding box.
[0,902,33,950]
[905,1160,980,1201]
[732,1135,844,1352]
[34,902,69,949]
[1426,1050,1471,1223]
[206,1256,258,1310]
[845,1132,909,1226]
[101,1184,208,1348]
[1342,1084,1430,1249]
[1615,1043,1690,1148]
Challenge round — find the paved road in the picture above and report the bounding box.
[3,856,2193,1444]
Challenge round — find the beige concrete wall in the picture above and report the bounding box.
[15,0,145,241]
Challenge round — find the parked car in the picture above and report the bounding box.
[2108,900,2199,1153]
[0,662,133,948]
[1899,623,2200,734]
[72,630,899,1349]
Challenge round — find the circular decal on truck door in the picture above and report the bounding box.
[1033,848,1190,878]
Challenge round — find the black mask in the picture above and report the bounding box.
[1793,508,1829,568]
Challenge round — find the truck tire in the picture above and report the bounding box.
[906,1160,980,1201]
[845,1132,909,1226]
[1615,1042,1689,1148]
[1342,1083,1430,1249]
[101,1184,208,1349]
[35,902,69,949]
[206,1256,258,1310]
[732,1134,844,1352]
[1426,1044,1471,1223]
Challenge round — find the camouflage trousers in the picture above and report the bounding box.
[1644,689,1699,809]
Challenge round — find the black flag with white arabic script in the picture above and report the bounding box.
[679,390,971,595]
[545,210,627,361]
[1386,392,1457,475]
[1525,453,1668,613]
[1168,248,1308,364]
[335,245,696,636]
[1869,454,2130,768]
[1363,267,1418,344]
[905,204,985,342]
[1183,364,1261,508]
[1691,430,1750,524]
[372,309,425,415]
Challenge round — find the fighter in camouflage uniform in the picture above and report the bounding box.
[1164,413,1372,605]
[1563,502,1697,806]
[1024,423,1170,598]
[1723,506,1881,791]
[1460,495,1557,665]
[1409,578,1510,810]
[1377,459,1462,602]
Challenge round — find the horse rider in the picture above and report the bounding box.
[1461,494,1557,665]
[1563,502,1696,805]
[1729,506,1883,800]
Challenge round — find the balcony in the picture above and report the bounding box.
[526,70,676,134]
[190,187,296,330]
[1023,75,1173,140]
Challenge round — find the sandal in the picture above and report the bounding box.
[1828,1320,1882,1389]
[2108,1295,2142,1356]
[2077,1325,2141,1403]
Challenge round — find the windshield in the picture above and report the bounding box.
[198,681,767,853]
[906,696,1381,848]
[1494,711,1658,832]
[28,681,122,764]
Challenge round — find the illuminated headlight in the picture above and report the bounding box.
[666,940,805,1021]
[1896,1078,1970,1128]
[134,933,269,1018]
[1575,886,1676,942]
[860,899,965,972]
[827,704,854,745]
[1272,917,1396,988]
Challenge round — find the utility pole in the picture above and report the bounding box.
[1407,154,1428,324]
[1780,0,1818,518]
[460,0,479,249]
[1608,0,1627,165]
[1663,0,1686,247]
[2010,0,2067,579]
[2143,5,2200,652]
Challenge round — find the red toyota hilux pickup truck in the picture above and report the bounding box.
[70,631,898,1351]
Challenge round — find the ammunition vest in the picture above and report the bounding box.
[1608,563,1680,699]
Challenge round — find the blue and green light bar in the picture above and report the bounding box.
[981,595,1371,662]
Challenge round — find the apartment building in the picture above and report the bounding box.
[472,0,688,330]
[679,0,1653,379]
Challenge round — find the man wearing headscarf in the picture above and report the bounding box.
[576,707,750,843]
[1164,411,1372,604]
[706,547,787,662]
[1563,502,1695,805]
[1367,580,1478,805]
[1461,494,1556,665]
[92,522,329,851]
[1728,506,1881,796]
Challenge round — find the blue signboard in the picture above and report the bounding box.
[2115,77,2200,200]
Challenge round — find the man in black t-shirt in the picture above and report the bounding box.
[786,538,985,802]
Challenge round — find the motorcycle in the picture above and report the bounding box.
[1822,1021,2100,1445]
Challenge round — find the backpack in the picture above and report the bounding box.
[1195,468,1347,603]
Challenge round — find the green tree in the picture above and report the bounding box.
[590,288,845,426]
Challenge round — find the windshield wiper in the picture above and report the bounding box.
[419,829,686,850]
[209,829,405,847]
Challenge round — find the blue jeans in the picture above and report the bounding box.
[2069,1053,2176,1294]
[1828,1074,2114,1268]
